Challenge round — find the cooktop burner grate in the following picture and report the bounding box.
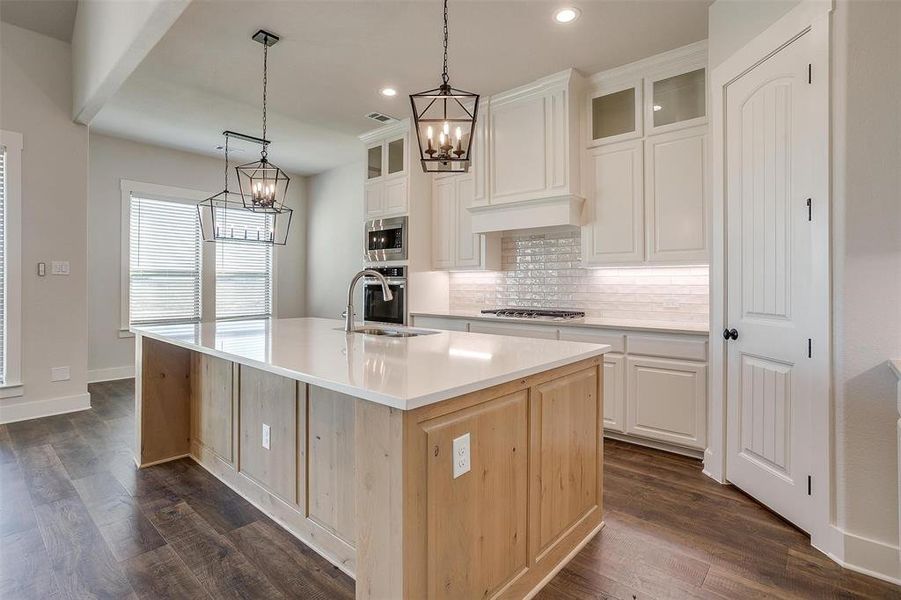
[480,308,586,321]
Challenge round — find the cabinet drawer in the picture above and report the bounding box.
[412,316,469,332]
[559,328,625,353]
[469,321,559,340]
[626,356,706,449]
[627,334,707,361]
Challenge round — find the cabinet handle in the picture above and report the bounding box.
[722,328,739,341]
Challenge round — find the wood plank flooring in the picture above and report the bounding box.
[1,380,898,599]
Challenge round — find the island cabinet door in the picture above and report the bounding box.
[422,389,530,600]
[190,353,235,464]
[238,365,299,504]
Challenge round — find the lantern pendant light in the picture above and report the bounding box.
[409,0,480,174]
[235,30,290,213]
[199,132,293,245]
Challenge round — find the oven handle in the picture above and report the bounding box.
[363,278,406,287]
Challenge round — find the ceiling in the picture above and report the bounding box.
[91,0,711,176]
[0,0,78,42]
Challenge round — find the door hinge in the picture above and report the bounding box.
[807,338,812,358]
[808,63,812,84]
[807,475,812,495]
[807,198,812,221]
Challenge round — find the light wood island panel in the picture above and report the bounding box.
[135,334,604,599]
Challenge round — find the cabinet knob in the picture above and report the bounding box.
[722,328,739,341]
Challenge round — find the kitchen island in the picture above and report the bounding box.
[132,317,609,600]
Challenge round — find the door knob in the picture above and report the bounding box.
[723,328,739,341]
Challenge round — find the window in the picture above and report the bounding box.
[128,195,202,324]
[0,130,22,394]
[215,209,273,319]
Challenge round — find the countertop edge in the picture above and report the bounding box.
[410,312,709,336]
[132,328,610,411]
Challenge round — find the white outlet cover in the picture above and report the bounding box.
[452,432,471,479]
[262,423,271,450]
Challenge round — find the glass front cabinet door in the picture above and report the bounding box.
[587,81,643,147]
[367,143,383,180]
[645,67,707,135]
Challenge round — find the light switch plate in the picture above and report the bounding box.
[262,423,271,450]
[51,261,70,276]
[452,432,471,479]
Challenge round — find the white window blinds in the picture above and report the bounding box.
[0,147,6,384]
[129,196,202,324]
[215,209,273,319]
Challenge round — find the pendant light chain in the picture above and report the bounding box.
[441,0,449,86]
[261,39,269,159]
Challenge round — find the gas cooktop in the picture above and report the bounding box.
[480,308,586,321]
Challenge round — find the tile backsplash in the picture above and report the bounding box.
[449,229,709,324]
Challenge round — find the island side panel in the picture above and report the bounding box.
[136,335,192,467]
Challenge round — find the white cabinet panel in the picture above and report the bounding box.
[432,178,455,269]
[645,127,708,263]
[582,140,645,265]
[384,178,408,215]
[490,95,547,202]
[627,334,707,361]
[626,356,706,449]
[558,328,626,353]
[468,321,559,340]
[455,177,480,267]
[603,353,626,432]
[364,183,384,217]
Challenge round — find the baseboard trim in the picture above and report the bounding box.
[604,431,704,459]
[822,525,901,586]
[88,366,135,383]
[0,392,91,424]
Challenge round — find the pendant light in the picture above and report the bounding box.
[409,0,480,173]
[235,30,291,213]
[198,132,293,245]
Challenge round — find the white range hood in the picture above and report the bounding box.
[469,195,585,234]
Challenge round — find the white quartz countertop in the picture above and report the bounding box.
[410,311,709,335]
[131,317,609,411]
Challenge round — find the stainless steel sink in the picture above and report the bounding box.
[339,326,438,338]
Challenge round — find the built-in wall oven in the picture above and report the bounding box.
[363,266,407,325]
[365,216,407,262]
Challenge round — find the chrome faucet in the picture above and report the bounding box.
[344,269,393,332]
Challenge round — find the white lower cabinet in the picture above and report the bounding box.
[625,356,707,449]
[414,315,709,453]
[602,353,626,433]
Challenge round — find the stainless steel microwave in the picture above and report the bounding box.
[365,216,407,262]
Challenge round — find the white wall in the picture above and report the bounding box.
[831,0,901,576]
[304,161,364,318]
[708,0,801,68]
[0,23,90,421]
[88,133,307,379]
[72,0,189,123]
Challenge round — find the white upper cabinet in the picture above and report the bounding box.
[361,124,410,218]
[431,173,500,271]
[587,80,643,147]
[488,70,583,205]
[582,140,645,265]
[644,126,708,263]
[582,41,708,266]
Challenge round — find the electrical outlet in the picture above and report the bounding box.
[262,423,271,450]
[37,262,46,277]
[452,433,471,479]
[50,366,70,382]
[51,261,70,276]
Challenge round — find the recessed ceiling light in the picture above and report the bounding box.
[553,7,580,24]
[653,104,663,112]
[380,87,398,97]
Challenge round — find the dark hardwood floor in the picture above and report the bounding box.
[1,380,898,599]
